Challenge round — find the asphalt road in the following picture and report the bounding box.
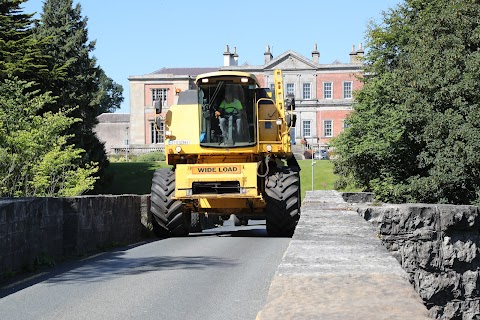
[0,219,291,320]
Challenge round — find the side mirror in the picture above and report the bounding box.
[153,100,162,114]
[285,94,295,111]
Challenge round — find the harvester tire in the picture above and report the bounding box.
[151,168,190,238]
[265,166,301,237]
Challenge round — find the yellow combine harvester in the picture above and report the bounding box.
[150,69,300,237]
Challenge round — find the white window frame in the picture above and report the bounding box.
[323,82,332,99]
[149,121,164,144]
[302,120,311,138]
[152,88,168,106]
[286,83,295,96]
[302,83,311,100]
[323,120,333,137]
[343,81,353,99]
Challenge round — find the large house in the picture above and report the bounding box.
[97,44,364,154]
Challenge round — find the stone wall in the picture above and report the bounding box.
[0,195,151,279]
[3,192,480,319]
[356,203,480,320]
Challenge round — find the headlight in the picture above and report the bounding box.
[266,145,272,152]
[175,146,182,153]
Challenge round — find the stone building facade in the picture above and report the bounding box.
[94,113,130,154]
[126,44,364,151]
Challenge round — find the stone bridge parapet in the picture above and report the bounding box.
[0,195,151,278]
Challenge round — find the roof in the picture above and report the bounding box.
[195,70,260,86]
[151,67,219,76]
[264,50,320,69]
[97,113,130,123]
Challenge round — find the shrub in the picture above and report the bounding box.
[108,154,137,162]
[135,151,165,162]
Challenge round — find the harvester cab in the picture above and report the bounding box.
[150,69,301,238]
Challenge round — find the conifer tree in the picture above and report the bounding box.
[0,1,98,196]
[0,0,50,81]
[34,0,123,188]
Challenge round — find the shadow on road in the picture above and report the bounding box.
[0,220,289,299]
[0,245,236,299]
[189,219,275,238]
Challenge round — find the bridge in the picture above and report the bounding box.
[1,191,479,319]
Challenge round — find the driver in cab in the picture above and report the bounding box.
[215,88,243,142]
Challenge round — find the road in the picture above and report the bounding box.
[0,219,290,320]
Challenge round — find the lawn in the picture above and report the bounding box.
[297,159,337,201]
[98,159,357,200]
[98,162,168,195]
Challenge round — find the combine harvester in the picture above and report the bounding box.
[150,69,301,237]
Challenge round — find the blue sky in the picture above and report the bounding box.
[22,0,402,113]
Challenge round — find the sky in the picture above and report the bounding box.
[21,0,402,113]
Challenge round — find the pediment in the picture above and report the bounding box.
[264,50,318,70]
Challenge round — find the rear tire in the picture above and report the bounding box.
[265,166,301,237]
[151,168,190,238]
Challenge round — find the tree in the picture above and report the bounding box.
[333,0,480,205]
[95,67,124,114]
[0,78,98,197]
[0,0,53,82]
[34,0,123,189]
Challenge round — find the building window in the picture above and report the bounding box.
[323,82,332,99]
[286,83,295,96]
[342,120,349,130]
[302,120,311,138]
[152,88,168,106]
[302,83,311,100]
[343,82,353,99]
[150,121,164,144]
[323,120,333,137]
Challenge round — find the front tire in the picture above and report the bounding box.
[265,166,301,237]
[151,168,190,238]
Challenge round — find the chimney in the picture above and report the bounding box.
[264,45,273,64]
[312,43,320,63]
[356,42,364,60]
[232,47,239,66]
[349,44,357,63]
[223,45,231,66]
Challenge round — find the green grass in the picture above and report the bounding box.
[98,162,168,195]
[98,159,358,198]
[298,159,337,201]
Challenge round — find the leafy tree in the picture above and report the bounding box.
[34,0,123,189]
[333,0,480,205]
[0,78,98,196]
[96,67,124,114]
